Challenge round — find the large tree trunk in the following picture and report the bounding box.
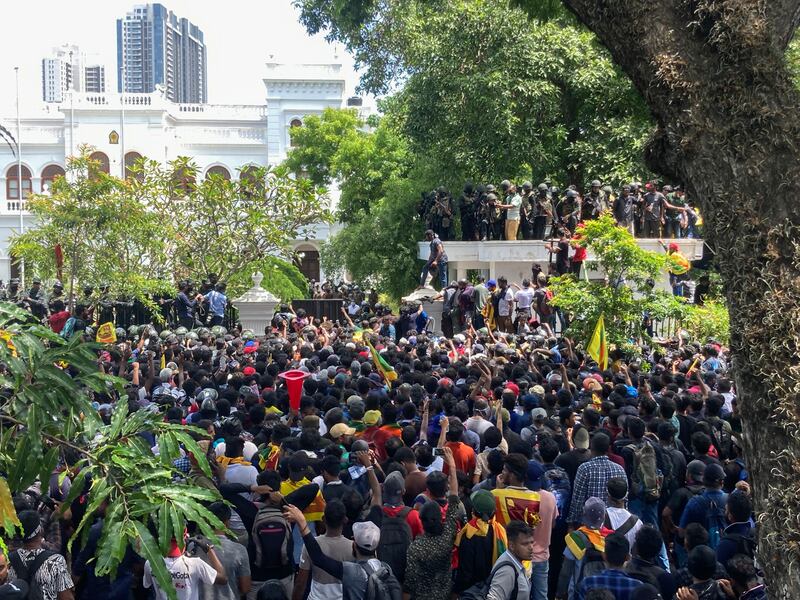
[554,0,800,595]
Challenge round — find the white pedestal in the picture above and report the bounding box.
[232,272,279,335]
[402,286,444,335]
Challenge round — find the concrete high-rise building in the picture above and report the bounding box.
[117,3,208,104]
[42,45,106,103]
[84,65,106,93]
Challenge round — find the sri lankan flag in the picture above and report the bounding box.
[565,526,607,560]
[587,314,608,371]
[366,339,397,383]
[281,477,326,522]
[491,488,541,528]
[257,443,281,471]
[453,517,508,569]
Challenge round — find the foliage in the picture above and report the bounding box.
[0,303,219,600]
[10,149,172,309]
[227,256,308,301]
[294,0,654,188]
[284,108,410,223]
[680,301,730,345]
[140,158,331,284]
[787,29,800,91]
[548,214,683,345]
[12,149,329,311]
[321,172,426,299]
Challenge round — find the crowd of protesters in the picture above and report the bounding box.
[421,179,700,242]
[0,269,762,600]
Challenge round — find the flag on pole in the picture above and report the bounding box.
[95,322,117,344]
[587,314,608,371]
[366,338,398,383]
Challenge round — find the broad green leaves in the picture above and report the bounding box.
[0,305,222,600]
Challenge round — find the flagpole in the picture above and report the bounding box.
[15,66,25,287]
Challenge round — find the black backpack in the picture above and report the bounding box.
[9,549,55,600]
[459,561,519,600]
[251,505,293,572]
[360,560,402,600]
[376,507,413,585]
[720,529,756,560]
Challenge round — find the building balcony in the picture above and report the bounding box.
[417,237,705,282]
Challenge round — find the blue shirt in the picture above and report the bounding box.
[578,569,642,600]
[679,489,728,529]
[204,290,227,317]
[415,311,428,333]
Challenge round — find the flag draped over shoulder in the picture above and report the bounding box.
[587,314,608,371]
[366,339,397,383]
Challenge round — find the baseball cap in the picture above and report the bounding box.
[487,279,497,288]
[573,427,590,450]
[531,407,547,422]
[703,463,725,485]
[363,410,381,427]
[330,423,356,439]
[526,460,545,491]
[531,385,545,395]
[383,471,406,504]
[242,366,256,377]
[353,521,381,551]
[687,460,706,482]
[582,497,606,529]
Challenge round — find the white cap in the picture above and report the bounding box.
[352,521,381,551]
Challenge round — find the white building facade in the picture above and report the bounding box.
[0,62,351,284]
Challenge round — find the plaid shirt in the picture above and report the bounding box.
[568,456,626,524]
[577,569,643,600]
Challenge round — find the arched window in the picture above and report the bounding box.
[289,118,303,147]
[41,164,65,193]
[205,165,231,180]
[238,164,262,199]
[6,165,32,200]
[171,165,196,196]
[124,152,143,181]
[89,151,110,175]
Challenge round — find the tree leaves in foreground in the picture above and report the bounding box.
[0,304,220,600]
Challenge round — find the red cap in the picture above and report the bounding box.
[504,381,520,397]
[243,366,256,376]
[668,242,679,252]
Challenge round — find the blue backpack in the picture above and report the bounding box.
[701,492,729,549]
[543,466,571,529]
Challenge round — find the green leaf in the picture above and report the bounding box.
[39,446,60,492]
[158,501,170,555]
[109,399,129,439]
[133,520,178,600]
[68,479,112,553]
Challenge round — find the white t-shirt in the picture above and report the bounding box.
[144,555,218,600]
[498,289,514,317]
[506,194,522,220]
[465,415,493,437]
[605,506,643,549]
[515,288,534,310]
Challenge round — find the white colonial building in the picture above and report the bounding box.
[0,61,363,284]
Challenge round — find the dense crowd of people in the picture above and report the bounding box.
[0,278,761,600]
[420,180,700,242]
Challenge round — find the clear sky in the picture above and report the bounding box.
[0,0,365,112]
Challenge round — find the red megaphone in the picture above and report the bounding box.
[279,370,309,412]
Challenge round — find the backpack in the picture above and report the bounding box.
[626,560,665,590]
[542,466,571,530]
[360,560,403,600]
[459,561,519,600]
[708,419,733,461]
[702,493,728,550]
[720,529,756,560]
[659,446,681,500]
[537,289,554,317]
[627,441,662,502]
[251,505,293,571]
[604,511,640,538]
[573,533,607,588]
[376,507,413,585]
[60,316,77,339]
[9,549,55,600]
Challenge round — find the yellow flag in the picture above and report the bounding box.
[96,322,117,344]
[0,330,17,357]
[160,352,166,371]
[586,315,608,371]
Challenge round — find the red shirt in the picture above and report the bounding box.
[48,310,71,333]
[383,504,423,538]
[372,424,403,461]
[444,441,476,476]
